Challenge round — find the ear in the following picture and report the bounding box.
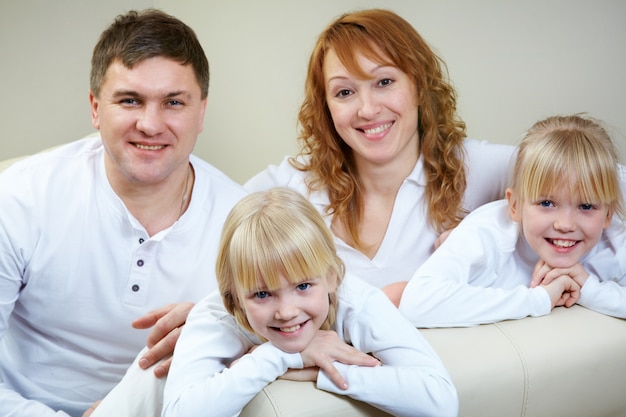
[506,188,521,223]
[603,208,613,229]
[89,91,101,130]
[326,270,339,294]
[197,97,208,133]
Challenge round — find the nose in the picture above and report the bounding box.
[274,296,299,321]
[136,103,166,136]
[357,90,381,119]
[553,208,576,232]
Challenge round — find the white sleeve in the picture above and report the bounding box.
[400,276,550,327]
[0,385,72,417]
[0,164,68,417]
[398,202,551,327]
[576,224,626,318]
[578,275,626,318]
[243,156,297,191]
[316,278,458,417]
[462,140,517,211]
[162,292,303,417]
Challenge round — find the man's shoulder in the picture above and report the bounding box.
[1,135,102,180]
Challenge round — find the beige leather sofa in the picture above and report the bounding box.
[241,305,626,417]
[2,150,626,417]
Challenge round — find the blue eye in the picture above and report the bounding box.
[254,291,269,299]
[580,203,594,211]
[296,283,311,291]
[120,98,140,106]
[539,200,553,207]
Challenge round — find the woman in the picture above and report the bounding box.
[245,9,516,299]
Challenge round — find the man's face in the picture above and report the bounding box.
[90,56,207,189]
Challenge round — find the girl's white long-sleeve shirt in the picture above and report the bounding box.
[398,200,626,327]
[244,139,517,287]
[162,275,458,417]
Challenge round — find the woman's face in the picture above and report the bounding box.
[323,48,419,171]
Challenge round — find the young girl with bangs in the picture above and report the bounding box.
[387,114,626,326]
[161,187,457,417]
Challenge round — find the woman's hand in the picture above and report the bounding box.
[433,229,454,250]
[82,400,101,417]
[381,281,408,307]
[131,302,194,377]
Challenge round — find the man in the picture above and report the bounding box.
[0,9,246,416]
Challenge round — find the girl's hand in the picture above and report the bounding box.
[299,330,380,390]
[541,275,581,308]
[279,367,319,383]
[531,260,590,288]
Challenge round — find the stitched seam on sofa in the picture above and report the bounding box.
[493,322,529,417]
[262,385,286,417]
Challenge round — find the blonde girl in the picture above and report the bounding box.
[392,114,626,326]
[163,187,458,417]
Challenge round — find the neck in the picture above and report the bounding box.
[355,153,418,197]
[106,160,194,237]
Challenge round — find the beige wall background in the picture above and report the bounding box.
[1,0,624,184]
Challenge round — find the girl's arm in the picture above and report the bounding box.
[398,201,552,327]
[161,291,302,417]
[531,224,626,319]
[577,275,626,318]
[319,277,458,417]
[577,226,626,318]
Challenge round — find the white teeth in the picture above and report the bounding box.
[364,123,392,134]
[552,239,576,248]
[280,324,301,333]
[135,143,165,150]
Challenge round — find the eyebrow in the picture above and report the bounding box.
[326,64,395,83]
[111,90,192,99]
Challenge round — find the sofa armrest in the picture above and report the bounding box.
[240,306,626,417]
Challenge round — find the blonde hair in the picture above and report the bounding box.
[216,187,345,336]
[511,114,625,220]
[293,8,467,249]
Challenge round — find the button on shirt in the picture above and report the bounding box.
[0,136,246,417]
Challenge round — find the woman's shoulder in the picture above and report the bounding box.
[462,138,517,165]
[244,155,310,192]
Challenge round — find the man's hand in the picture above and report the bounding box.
[132,302,194,378]
[381,281,408,307]
[298,330,380,390]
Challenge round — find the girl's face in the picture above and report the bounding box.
[323,48,419,172]
[507,185,612,268]
[241,273,336,353]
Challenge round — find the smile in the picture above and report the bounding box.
[279,324,301,333]
[548,239,577,248]
[363,122,393,134]
[134,143,165,150]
